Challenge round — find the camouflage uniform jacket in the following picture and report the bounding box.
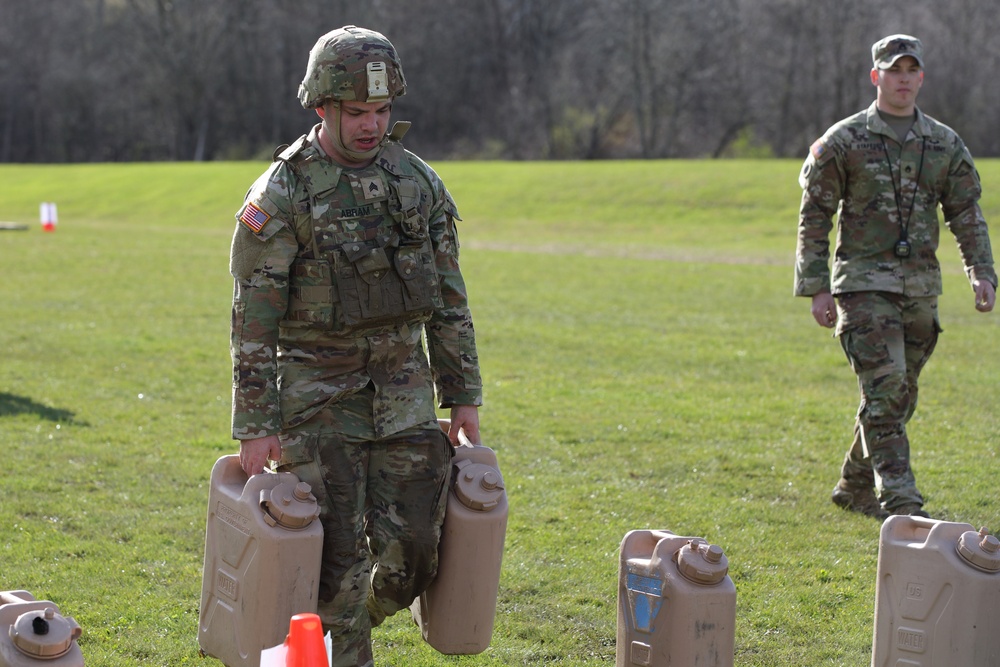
[795,102,996,297]
[229,124,482,440]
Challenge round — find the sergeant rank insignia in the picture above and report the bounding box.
[360,175,383,200]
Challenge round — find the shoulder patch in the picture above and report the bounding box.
[810,139,827,161]
[239,201,272,234]
[235,190,284,241]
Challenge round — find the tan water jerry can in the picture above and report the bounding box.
[198,455,323,667]
[0,591,83,667]
[617,530,736,667]
[871,516,1000,666]
[410,443,508,654]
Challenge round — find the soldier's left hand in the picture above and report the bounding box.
[973,280,996,312]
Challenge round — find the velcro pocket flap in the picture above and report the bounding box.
[356,247,391,275]
[342,241,373,263]
[395,246,422,281]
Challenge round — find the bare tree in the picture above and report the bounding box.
[4,0,1000,161]
[911,0,1000,156]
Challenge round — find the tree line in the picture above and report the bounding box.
[3,0,999,163]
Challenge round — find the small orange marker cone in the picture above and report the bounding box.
[284,613,327,666]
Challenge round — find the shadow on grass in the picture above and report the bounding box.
[0,392,89,425]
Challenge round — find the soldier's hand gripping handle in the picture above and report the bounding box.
[448,405,480,446]
[239,434,282,476]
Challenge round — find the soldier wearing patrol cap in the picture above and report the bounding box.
[228,26,483,666]
[795,34,996,520]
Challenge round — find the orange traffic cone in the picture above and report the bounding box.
[284,613,327,666]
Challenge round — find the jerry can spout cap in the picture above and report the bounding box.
[675,538,730,585]
[453,458,505,511]
[956,527,1000,572]
[260,481,321,529]
[10,606,82,659]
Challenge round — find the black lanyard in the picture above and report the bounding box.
[880,134,926,246]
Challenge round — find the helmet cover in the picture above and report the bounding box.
[298,26,406,109]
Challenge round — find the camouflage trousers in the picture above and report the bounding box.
[835,291,940,511]
[277,393,452,667]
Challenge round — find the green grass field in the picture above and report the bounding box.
[1,159,997,666]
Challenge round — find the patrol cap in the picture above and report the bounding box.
[872,34,924,69]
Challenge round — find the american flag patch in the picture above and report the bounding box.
[239,202,271,234]
[810,139,827,161]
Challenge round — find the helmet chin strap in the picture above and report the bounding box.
[329,103,383,163]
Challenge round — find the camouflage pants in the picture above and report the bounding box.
[835,291,940,511]
[277,397,452,667]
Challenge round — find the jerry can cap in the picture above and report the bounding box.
[10,607,82,658]
[453,459,505,511]
[957,527,1000,572]
[675,538,729,585]
[260,481,320,529]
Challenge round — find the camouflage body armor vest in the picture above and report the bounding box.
[277,134,443,337]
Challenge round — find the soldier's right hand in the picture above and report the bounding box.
[810,292,837,328]
[239,435,282,476]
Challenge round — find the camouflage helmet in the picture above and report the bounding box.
[298,26,406,109]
